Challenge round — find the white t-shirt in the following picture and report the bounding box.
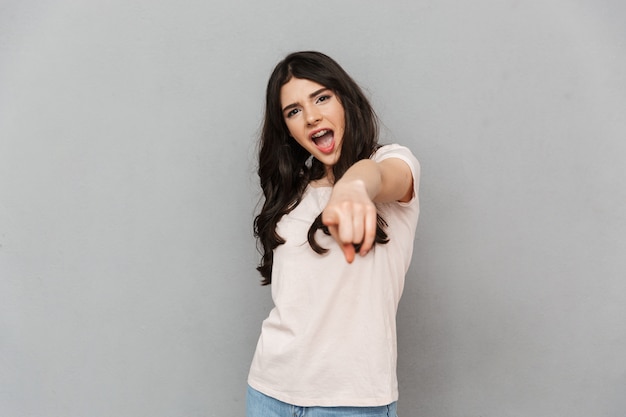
[248,144,420,407]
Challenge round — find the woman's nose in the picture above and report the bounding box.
[306,108,322,125]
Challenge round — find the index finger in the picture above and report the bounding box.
[328,224,357,263]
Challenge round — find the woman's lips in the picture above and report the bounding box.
[311,129,335,153]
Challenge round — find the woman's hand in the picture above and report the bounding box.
[322,179,378,263]
[320,157,413,263]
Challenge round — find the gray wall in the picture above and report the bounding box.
[1,1,625,416]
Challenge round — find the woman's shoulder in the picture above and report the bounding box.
[372,143,420,168]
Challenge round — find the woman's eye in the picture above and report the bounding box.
[316,95,331,104]
[286,108,300,118]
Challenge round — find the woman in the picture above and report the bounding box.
[248,51,420,417]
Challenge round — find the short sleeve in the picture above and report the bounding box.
[372,144,420,206]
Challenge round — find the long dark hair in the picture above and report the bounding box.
[254,51,388,285]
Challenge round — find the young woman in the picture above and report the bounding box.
[247,51,420,417]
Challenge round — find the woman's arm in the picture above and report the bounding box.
[322,157,414,263]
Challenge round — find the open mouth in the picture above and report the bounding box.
[311,129,335,153]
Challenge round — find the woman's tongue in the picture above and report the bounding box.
[313,131,334,152]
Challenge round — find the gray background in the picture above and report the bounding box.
[1,1,625,416]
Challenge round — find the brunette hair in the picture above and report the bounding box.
[254,51,388,285]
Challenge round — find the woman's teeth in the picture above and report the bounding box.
[312,130,334,149]
[312,130,329,140]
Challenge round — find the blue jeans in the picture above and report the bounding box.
[246,385,398,417]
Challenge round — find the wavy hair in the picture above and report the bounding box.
[254,51,388,285]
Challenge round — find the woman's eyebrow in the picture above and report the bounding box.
[282,88,330,113]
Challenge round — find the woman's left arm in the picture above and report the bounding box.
[322,158,414,263]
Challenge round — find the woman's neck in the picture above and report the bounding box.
[310,177,333,188]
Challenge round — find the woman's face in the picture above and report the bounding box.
[280,77,345,174]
